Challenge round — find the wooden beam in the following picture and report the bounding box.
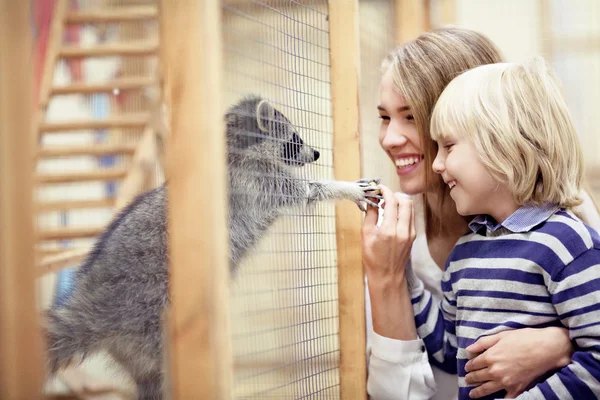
[395,0,428,44]
[161,0,231,399]
[65,5,158,23]
[36,198,116,213]
[0,0,45,397]
[59,41,159,58]
[37,247,90,277]
[37,226,105,241]
[51,76,155,95]
[39,113,149,132]
[328,1,367,399]
[36,168,128,184]
[37,143,137,158]
[115,126,157,210]
[39,0,69,110]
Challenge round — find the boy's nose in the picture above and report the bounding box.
[432,154,445,174]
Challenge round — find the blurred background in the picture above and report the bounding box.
[23,0,600,398]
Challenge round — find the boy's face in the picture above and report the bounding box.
[432,133,518,222]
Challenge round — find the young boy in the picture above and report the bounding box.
[408,56,600,400]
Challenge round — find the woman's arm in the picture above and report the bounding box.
[363,186,437,399]
[464,324,573,398]
[362,185,417,340]
[365,283,437,400]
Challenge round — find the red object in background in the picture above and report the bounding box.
[33,0,82,105]
[33,0,55,106]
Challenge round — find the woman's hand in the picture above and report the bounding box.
[362,184,417,340]
[464,327,573,398]
[362,184,415,284]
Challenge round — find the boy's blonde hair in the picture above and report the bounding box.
[431,56,584,208]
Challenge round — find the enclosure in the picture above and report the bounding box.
[1,0,600,399]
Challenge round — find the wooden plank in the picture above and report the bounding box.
[37,143,137,158]
[36,198,116,212]
[0,0,45,397]
[39,0,69,110]
[161,0,231,399]
[37,247,90,277]
[51,76,156,95]
[59,41,159,58]
[395,0,428,44]
[37,168,128,184]
[37,226,105,241]
[115,127,157,210]
[65,5,158,23]
[39,113,149,132]
[327,1,367,399]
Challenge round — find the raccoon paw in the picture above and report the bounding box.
[354,178,382,210]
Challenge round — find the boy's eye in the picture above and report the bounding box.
[444,143,454,150]
[406,114,414,121]
[379,115,390,121]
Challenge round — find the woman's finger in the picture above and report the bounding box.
[378,185,398,234]
[362,204,379,236]
[468,380,503,399]
[466,333,504,355]
[395,193,412,239]
[464,352,489,373]
[464,367,491,385]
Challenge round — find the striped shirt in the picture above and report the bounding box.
[409,205,600,400]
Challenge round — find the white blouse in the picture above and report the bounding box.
[365,191,600,400]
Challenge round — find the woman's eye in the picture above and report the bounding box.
[444,143,454,150]
[406,114,414,121]
[378,115,390,121]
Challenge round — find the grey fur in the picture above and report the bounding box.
[45,95,380,399]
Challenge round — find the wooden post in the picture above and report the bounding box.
[395,0,428,44]
[328,1,367,399]
[0,0,46,398]
[160,1,232,399]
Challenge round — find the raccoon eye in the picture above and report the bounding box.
[283,132,303,163]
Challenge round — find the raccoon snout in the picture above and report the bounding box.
[313,149,320,161]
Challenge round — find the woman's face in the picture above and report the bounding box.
[378,68,427,195]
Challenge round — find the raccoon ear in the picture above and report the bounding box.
[256,99,275,134]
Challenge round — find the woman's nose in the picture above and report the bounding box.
[380,125,408,151]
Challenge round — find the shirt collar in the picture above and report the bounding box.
[468,203,560,234]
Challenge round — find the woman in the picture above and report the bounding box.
[362,27,600,400]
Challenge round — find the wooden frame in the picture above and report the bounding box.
[328,1,368,399]
[0,0,45,397]
[161,0,231,398]
[395,0,429,44]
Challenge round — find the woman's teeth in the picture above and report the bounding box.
[395,156,421,167]
[448,181,456,189]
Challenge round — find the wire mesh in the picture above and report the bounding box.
[222,1,341,399]
[359,0,399,193]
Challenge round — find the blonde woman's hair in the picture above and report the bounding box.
[382,27,503,235]
[431,56,584,209]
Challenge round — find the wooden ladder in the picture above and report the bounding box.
[37,1,165,398]
[36,0,166,277]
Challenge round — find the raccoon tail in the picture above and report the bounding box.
[44,306,95,374]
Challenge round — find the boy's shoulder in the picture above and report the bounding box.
[449,209,600,270]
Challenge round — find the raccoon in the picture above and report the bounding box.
[46,95,380,399]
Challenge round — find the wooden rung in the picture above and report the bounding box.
[37,226,104,241]
[36,198,115,213]
[37,143,137,158]
[39,113,149,132]
[51,76,155,95]
[59,42,158,58]
[65,5,158,23]
[36,168,128,184]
